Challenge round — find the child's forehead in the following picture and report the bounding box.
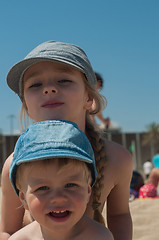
[24,159,87,180]
[25,158,85,171]
[23,61,84,79]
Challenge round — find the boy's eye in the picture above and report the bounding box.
[36,186,49,191]
[29,83,42,88]
[65,183,77,188]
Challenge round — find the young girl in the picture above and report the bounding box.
[0,41,133,240]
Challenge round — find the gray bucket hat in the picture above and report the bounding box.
[10,120,97,195]
[7,41,97,100]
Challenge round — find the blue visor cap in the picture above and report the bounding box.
[7,40,97,100]
[10,120,97,195]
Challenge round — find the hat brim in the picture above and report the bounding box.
[7,57,85,99]
[10,150,96,196]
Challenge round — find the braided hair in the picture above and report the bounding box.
[83,76,107,225]
[86,117,107,225]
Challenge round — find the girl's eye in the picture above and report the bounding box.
[65,183,77,188]
[29,83,42,88]
[58,79,72,84]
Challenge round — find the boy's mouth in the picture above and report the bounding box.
[49,210,70,218]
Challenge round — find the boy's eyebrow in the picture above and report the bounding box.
[28,172,83,186]
[27,178,47,186]
[64,172,82,181]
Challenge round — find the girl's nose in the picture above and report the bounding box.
[43,85,58,95]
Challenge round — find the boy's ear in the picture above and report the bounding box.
[84,94,93,110]
[19,191,29,210]
[87,185,92,203]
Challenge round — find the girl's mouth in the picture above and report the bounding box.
[42,100,64,108]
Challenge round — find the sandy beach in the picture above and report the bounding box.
[130,198,159,240]
[0,187,159,239]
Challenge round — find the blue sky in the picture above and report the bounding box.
[0,0,159,134]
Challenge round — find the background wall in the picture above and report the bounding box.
[0,132,158,174]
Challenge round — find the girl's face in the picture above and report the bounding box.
[23,61,93,131]
[19,159,91,238]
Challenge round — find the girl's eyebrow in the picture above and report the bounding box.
[24,71,40,81]
[24,66,76,82]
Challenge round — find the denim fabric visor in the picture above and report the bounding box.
[10,120,97,195]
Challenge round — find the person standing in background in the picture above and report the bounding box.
[143,159,153,179]
[152,151,159,168]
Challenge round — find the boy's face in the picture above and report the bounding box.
[19,159,91,237]
[23,61,93,131]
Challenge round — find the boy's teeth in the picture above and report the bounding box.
[49,210,70,218]
[53,210,65,213]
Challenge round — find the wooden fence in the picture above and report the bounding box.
[0,132,158,173]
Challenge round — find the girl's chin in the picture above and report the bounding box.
[37,116,67,122]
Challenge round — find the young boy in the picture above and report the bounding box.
[9,120,114,240]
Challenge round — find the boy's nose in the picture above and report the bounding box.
[49,191,67,204]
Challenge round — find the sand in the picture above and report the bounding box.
[130,198,159,240]
[0,187,159,239]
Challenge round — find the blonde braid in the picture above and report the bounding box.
[86,118,107,225]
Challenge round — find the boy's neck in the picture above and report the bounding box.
[40,216,87,240]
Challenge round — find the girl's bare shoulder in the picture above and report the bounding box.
[104,138,132,166]
[2,153,14,175]
[1,153,14,185]
[84,217,114,240]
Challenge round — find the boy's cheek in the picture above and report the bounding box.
[25,197,43,216]
[19,191,29,210]
[72,188,91,204]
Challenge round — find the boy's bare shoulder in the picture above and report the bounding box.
[85,217,114,240]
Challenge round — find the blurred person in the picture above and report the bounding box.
[90,72,110,130]
[152,150,159,168]
[129,170,144,200]
[139,168,159,198]
[143,159,153,179]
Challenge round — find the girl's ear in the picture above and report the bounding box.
[19,191,29,210]
[84,94,93,110]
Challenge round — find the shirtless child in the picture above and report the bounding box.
[9,120,113,240]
